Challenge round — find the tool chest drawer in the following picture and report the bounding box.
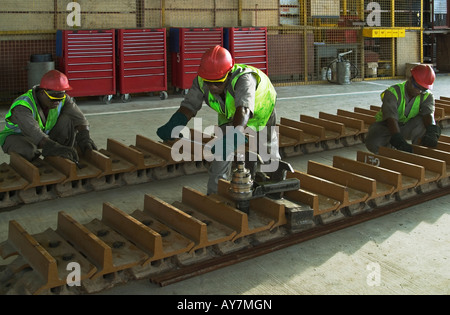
[117,28,168,101]
[170,28,223,93]
[57,29,116,101]
[224,27,268,75]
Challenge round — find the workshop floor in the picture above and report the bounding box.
[0,75,449,295]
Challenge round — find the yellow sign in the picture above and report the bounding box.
[363,28,406,38]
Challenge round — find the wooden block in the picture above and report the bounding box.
[379,146,446,180]
[357,150,426,186]
[33,229,97,288]
[135,135,176,164]
[284,189,320,214]
[280,117,326,140]
[107,138,142,170]
[98,149,136,175]
[82,149,119,176]
[337,109,376,125]
[131,209,195,256]
[171,201,236,251]
[354,107,377,116]
[10,153,66,190]
[277,124,308,146]
[437,98,450,104]
[300,115,344,139]
[57,212,110,272]
[412,145,450,177]
[435,101,450,117]
[101,203,193,264]
[143,194,213,251]
[433,106,445,121]
[436,141,450,152]
[333,156,400,195]
[439,134,450,144]
[6,221,95,294]
[57,212,145,279]
[182,186,274,240]
[307,160,372,201]
[0,162,28,193]
[287,170,355,214]
[301,115,345,134]
[8,220,58,293]
[44,156,102,184]
[83,219,147,276]
[319,111,366,134]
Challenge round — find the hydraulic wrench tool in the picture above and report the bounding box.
[228,153,300,213]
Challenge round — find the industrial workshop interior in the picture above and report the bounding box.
[0,0,449,297]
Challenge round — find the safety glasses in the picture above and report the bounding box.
[44,90,66,101]
[202,72,229,86]
[411,78,428,94]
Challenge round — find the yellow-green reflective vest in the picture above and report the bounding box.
[375,81,430,123]
[0,89,65,146]
[198,64,277,131]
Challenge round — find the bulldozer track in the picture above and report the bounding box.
[151,182,450,287]
[1,97,450,210]
[1,98,450,294]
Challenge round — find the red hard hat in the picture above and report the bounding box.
[40,70,72,91]
[411,64,435,90]
[198,45,234,81]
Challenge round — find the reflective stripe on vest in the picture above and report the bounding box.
[198,64,276,131]
[0,89,65,146]
[375,81,430,123]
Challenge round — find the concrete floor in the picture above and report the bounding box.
[0,76,449,295]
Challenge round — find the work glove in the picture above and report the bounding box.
[211,128,247,161]
[157,112,188,141]
[420,124,441,147]
[42,139,79,163]
[76,129,98,154]
[389,133,413,153]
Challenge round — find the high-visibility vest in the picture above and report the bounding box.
[375,81,430,123]
[0,89,65,146]
[198,64,276,131]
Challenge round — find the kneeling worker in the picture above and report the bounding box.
[365,64,440,154]
[0,70,97,162]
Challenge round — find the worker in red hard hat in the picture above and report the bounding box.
[365,64,440,154]
[157,45,279,194]
[0,70,97,162]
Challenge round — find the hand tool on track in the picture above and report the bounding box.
[228,153,300,213]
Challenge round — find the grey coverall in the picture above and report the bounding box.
[180,73,280,194]
[364,84,435,154]
[2,86,90,161]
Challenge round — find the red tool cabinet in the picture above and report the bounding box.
[57,29,116,104]
[170,28,223,95]
[117,28,168,102]
[224,27,268,75]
